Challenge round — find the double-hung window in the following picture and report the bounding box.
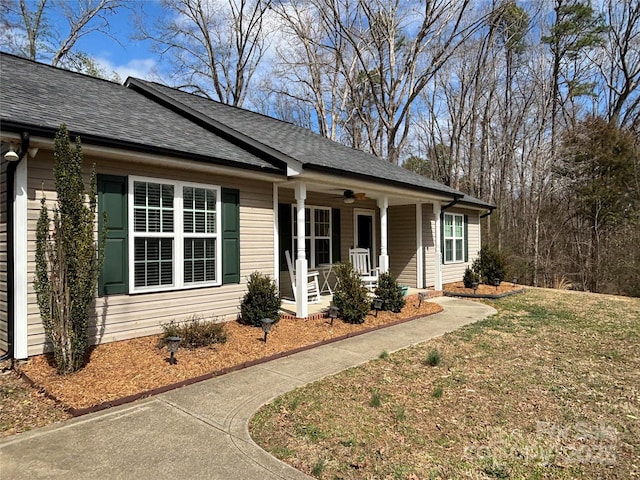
[444,213,465,263]
[292,206,332,267]
[130,177,221,292]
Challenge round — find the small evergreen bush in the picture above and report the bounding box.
[332,262,370,324]
[374,272,406,313]
[472,247,507,284]
[240,271,282,327]
[158,314,227,349]
[463,267,480,288]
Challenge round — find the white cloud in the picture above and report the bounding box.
[94,57,159,83]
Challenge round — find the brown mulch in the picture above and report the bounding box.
[444,280,524,296]
[18,295,442,412]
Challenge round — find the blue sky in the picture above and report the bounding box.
[68,1,165,81]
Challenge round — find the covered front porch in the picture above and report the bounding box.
[274,177,453,319]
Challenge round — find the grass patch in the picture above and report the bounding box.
[432,385,444,398]
[423,348,442,366]
[369,388,382,408]
[250,289,640,479]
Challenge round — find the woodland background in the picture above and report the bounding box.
[2,0,638,296]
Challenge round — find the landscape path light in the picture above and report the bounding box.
[261,318,275,343]
[417,292,426,308]
[471,281,479,295]
[328,306,339,326]
[372,297,384,317]
[166,336,181,365]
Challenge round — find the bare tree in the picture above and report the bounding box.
[592,0,640,130]
[138,0,273,106]
[1,0,127,69]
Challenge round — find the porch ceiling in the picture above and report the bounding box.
[279,173,455,207]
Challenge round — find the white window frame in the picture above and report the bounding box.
[444,212,465,264]
[292,205,332,268]
[128,176,222,293]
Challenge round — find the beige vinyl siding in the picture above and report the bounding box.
[388,205,416,287]
[441,207,480,285]
[25,153,275,356]
[421,204,481,288]
[422,203,437,288]
[0,159,8,351]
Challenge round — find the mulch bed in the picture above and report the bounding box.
[18,295,442,413]
[443,281,525,298]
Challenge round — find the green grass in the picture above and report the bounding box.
[250,289,640,479]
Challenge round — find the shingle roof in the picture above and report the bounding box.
[0,53,278,172]
[129,79,495,204]
[0,53,493,209]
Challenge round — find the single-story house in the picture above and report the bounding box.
[0,52,494,359]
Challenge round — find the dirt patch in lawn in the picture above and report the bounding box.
[12,295,441,416]
[250,288,640,479]
[443,280,524,297]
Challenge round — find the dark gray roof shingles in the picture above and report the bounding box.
[132,79,493,208]
[0,53,493,209]
[0,53,277,172]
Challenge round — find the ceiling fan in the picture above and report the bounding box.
[340,189,368,203]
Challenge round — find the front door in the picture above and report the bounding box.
[354,209,376,266]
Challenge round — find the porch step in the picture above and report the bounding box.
[280,311,328,322]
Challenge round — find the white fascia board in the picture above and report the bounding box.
[27,136,287,183]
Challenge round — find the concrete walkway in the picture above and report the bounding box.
[0,297,496,479]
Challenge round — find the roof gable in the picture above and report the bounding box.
[0,53,280,173]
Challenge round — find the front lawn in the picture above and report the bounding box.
[250,288,640,479]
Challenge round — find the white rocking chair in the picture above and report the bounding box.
[285,250,321,303]
[349,247,380,290]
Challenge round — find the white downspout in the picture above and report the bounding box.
[377,196,389,273]
[14,156,28,359]
[294,183,308,318]
[433,201,443,291]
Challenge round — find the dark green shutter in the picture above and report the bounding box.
[332,208,341,262]
[278,203,292,272]
[222,188,240,284]
[464,214,469,262]
[98,175,128,295]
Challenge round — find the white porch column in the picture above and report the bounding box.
[416,203,424,289]
[295,183,308,318]
[433,201,443,291]
[14,157,28,359]
[273,183,279,285]
[377,196,389,273]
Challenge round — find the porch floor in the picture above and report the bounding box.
[280,288,441,320]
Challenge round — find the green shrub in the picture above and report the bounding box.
[332,262,370,324]
[240,272,282,327]
[34,124,105,374]
[374,272,406,313]
[463,267,480,288]
[158,315,227,349]
[472,247,507,284]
